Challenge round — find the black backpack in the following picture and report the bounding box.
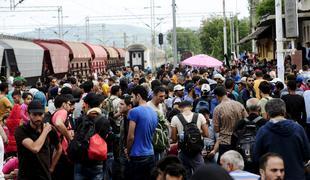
[177,113,204,157]
[67,115,110,162]
[235,116,262,163]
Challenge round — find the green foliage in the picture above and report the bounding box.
[198,16,251,60]
[166,27,202,54]
[238,18,252,53]
[256,0,275,18]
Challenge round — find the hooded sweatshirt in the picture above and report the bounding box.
[254,120,310,180]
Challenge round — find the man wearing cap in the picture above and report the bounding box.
[171,100,209,178]
[15,100,62,180]
[184,82,196,105]
[172,84,184,106]
[213,74,225,86]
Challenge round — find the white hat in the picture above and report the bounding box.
[173,84,184,91]
[63,83,72,89]
[270,78,282,84]
[201,84,210,92]
[213,74,225,81]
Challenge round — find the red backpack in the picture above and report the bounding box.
[88,133,107,161]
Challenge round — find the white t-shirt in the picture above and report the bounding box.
[147,101,166,117]
[171,112,207,136]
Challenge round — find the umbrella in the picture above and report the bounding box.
[181,54,223,68]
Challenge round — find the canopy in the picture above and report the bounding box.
[181,54,223,68]
[239,26,270,44]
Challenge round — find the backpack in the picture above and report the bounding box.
[235,116,262,163]
[195,99,210,113]
[67,115,108,162]
[152,112,169,152]
[105,96,117,114]
[177,113,204,157]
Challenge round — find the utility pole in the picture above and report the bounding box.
[275,0,285,81]
[172,0,178,66]
[223,0,228,59]
[236,14,240,57]
[101,24,105,43]
[230,14,233,55]
[123,32,127,48]
[58,7,62,39]
[85,16,89,42]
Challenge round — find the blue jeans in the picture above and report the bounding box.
[74,163,104,180]
[126,155,155,180]
[179,151,204,179]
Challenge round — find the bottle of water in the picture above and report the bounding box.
[179,133,184,143]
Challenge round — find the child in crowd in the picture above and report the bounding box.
[20,92,32,125]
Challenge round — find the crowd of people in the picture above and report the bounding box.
[0,56,309,180]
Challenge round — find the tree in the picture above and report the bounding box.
[256,0,275,18]
[199,16,251,60]
[166,27,202,55]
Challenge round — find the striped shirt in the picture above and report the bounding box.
[230,170,260,180]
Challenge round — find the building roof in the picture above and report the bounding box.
[239,26,271,44]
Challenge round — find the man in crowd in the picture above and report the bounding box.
[51,94,75,179]
[254,70,265,99]
[240,77,256,104]
[126,85,158,180]
[254,98,310,180]
[171,100,209,178]
[73,92,110,179]
[257,81,272,119]
[0,82,12,121]
[15,100,62,180]
[220,150,260,180]
[281,80,307,127]
[259,153,285,180]
[231,98,267,172]
[213,86,248,160]
[118,95,133,180]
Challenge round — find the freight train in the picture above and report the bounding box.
[0,35,125,84]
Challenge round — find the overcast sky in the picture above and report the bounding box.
[0,0,249,34]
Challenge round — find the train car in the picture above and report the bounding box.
[115,48,125,68]
[0,38,44,85]
[83,43,107,74]
[102,46,120,71]
[60,41,92,77]
[125,43,167,71]
[34,40,70,79]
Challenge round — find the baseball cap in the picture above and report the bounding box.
[296,76,304,83]
[213,74,225,81]
[28,100,45,113]
[185,82,195,91]
[173,84,184,91]
[201,84,211,92]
